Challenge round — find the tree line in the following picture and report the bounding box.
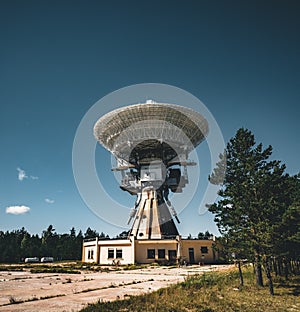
[0,226,214,263]
[0,225,109,263]
[208,128,300,295]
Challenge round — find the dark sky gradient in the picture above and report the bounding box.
[0,0,299,236]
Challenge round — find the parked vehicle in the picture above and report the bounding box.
[24,257,39,263]
[41,257,54,263]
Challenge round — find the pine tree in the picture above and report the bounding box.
[42,225,57,258]
[84,227,99,239]
[208,128,294,292]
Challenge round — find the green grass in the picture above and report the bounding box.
[80,267,300,312]
[0,265,23,271]
[122,264,147,270]
[30,267,81,274]
[0,261,156,273]
[4,294,65,306]
[0,261,101,273]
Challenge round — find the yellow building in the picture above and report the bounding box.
[82,236,218,265]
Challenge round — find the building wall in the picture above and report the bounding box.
[82,239,134,264]
[180,240,217,264]
[82,238,218,265]
[83,239,99,263]
[134,239,179,264]
[98,240,134,265]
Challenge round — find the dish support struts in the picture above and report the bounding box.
[129,187,179,239]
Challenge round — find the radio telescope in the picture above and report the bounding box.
[94,100,208,239]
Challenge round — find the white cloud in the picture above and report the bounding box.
[16,168,39,181]
[6,205,31,215]
[17,167,28,181]
[45,198,55,204]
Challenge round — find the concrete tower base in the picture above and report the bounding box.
[129,187,179,240]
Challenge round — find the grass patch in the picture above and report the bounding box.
[2,294,65,306]
[30,267,81,274]
[80,267,300,312]
[0,261,155,274]
[39,294,65,300]
[0,265,23,272]
[74,279,154,295]
[122,264,148,271]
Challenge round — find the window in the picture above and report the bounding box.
[147,249,155,259]
[158,249,165,259]
[108,248,114,259]
[201,246,208,254]
[88,249,94,260]
[116,249,123,259]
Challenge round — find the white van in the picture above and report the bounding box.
[24,257,39,263]
[41,257,54,263]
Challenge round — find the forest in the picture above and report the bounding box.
[0,225,108,263]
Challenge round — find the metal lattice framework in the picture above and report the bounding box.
[94,101,208,163]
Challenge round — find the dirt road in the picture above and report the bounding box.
[0,264,232,312]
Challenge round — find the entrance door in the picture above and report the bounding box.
[189,248,195,264]
[168,250,177,263]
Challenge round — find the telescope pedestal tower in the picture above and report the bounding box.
[129,188,179,239]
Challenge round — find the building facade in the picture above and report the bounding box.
[82,236,218,265]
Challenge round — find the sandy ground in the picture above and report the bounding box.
[0,264,232,312]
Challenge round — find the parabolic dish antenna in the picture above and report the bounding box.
[94,101,208,164]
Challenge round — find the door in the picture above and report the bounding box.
[168,250,177,263]
[189,248,195,264]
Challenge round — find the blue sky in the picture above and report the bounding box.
[0,0,299,237]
